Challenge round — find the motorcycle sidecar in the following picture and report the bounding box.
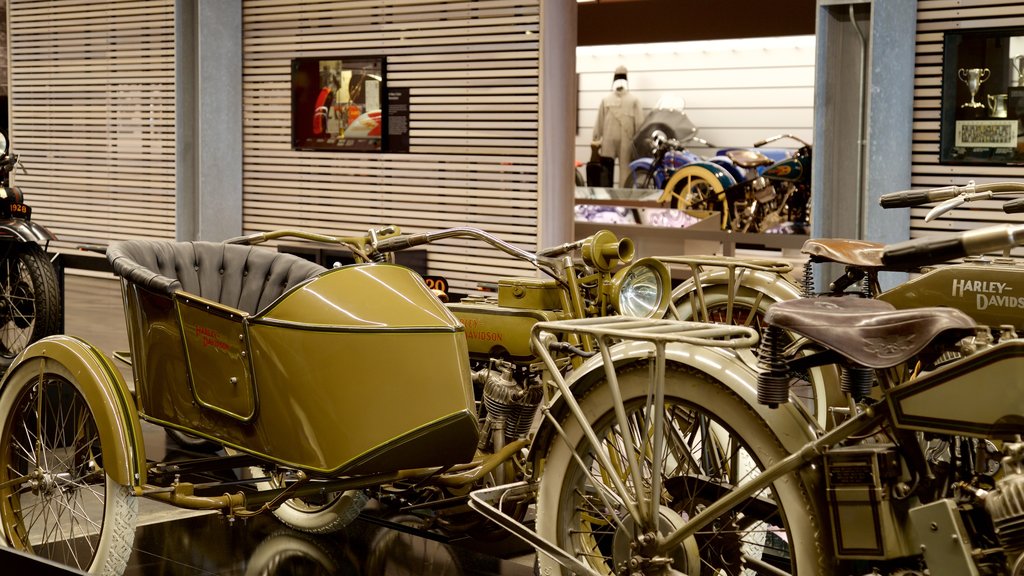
[107,240,479,475]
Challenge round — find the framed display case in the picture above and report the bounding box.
[291,56,386,152]
[940,27,1024,165]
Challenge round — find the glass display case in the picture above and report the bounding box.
[940,27,1024,165]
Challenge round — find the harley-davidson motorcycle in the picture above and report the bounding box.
[659,133,812,233]
[467,222,1024,576]
[0,131,60,370]
[662,180,1024,430]
[0,224,677,574]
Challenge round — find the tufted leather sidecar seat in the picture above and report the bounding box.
[106,240,327,315]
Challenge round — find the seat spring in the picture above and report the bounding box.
[756,325,790,408]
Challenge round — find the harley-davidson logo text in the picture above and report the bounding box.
[951,279,1024,310]
[463,318,503,342]
[196,326,231,351]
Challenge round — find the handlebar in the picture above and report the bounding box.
[881,223,1024,268]
[879,181,1024,213]
[753,134,810,148]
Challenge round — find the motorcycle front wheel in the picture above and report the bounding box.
[0,243,60,369]
[0,358,138,574]
[666,284,843,428]
[536,361,829,576]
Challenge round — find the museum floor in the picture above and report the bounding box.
[56,272,535,576]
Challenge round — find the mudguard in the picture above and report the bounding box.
[669,266,803,314]
[0,218,57,243]
[628,158,654,184]
[3,336,146,488]
[531,340,819,464]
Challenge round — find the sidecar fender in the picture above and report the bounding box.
[531,340,818,464]
[3,336,146,488]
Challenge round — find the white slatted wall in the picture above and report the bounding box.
[8,0,177,244]
[914,0,1024,255]
[575,36,816,181]
[242,0,542,293]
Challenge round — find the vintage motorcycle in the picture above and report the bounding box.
[659,134,812,233]
[0,131,61,370]
[627,129,702,190]
[0,224,679,574]
[467,222,1024,576]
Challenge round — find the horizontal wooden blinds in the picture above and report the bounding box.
[7,0,177,245]
[242,0,542,293]
[914,0,1024,256]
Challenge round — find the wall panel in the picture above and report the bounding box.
[242,0,541,293]
[7,0,177,244]
[913,0,1024,257]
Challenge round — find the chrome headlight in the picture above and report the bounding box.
[0,132,8,157]
[611,257,671,318]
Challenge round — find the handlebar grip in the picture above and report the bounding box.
[1005,198,1024,214]
[879,185,961,208]
[375,233,430,253]
[881,224,1024,268]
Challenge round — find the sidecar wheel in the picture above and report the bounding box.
[248,465,367,534]
[0,243,60,370]
[0,359,138,574]
[535,361,830,576]
[271,489,368,534]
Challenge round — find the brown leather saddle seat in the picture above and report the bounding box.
[725,149,775,170]
[765,296,976,368]
[801,238,886,269]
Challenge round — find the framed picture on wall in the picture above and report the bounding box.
[939,27,1024,164]
[291,56,386,152]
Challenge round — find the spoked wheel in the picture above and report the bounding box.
[247,463,367,534]
[0,360,137,574]
[0,243,60,370]
[536,362,829,576]
[666,285,842,429]
[659,164,737,232]
[629,167,657,189]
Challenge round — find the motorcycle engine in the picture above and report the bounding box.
[750,176,777,203]
[986,442,1024,569]
[447,278,571,450]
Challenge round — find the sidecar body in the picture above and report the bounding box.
[107,240,478,475]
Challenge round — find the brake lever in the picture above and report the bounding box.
[924,190,994,222]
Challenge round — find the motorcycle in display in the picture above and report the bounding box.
[0,224,675,574]
[0,131,60,370]
[469,223,1024,576]
[659,133,813,233]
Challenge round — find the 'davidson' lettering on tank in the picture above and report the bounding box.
[463,318,504,343]
[952,278,1024,311]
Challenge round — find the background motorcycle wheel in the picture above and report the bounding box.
[628,167,657,189]
[658,163,732,227]
[0,242,60,370]
[0,358,138,575]
[536,361,830,576]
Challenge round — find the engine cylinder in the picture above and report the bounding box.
[987,444,1024,566]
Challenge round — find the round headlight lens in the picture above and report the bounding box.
[615,260,668,318]
[0,133,8,156]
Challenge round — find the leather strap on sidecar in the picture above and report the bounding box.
[107,240,326,315]
[764,296,977,368]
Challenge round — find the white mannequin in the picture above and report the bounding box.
[592,66,643,187]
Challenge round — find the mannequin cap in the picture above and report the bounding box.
[613,65,628,82]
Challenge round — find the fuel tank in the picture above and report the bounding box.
[878,258,1024,330]
[446,277,569,364]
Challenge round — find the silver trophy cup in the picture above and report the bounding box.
[959,67,991,108]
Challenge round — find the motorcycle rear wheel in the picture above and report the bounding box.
[0,359,137,574]
[536,361,829,575]
[0,243,60,369]
[248,464,368,534]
